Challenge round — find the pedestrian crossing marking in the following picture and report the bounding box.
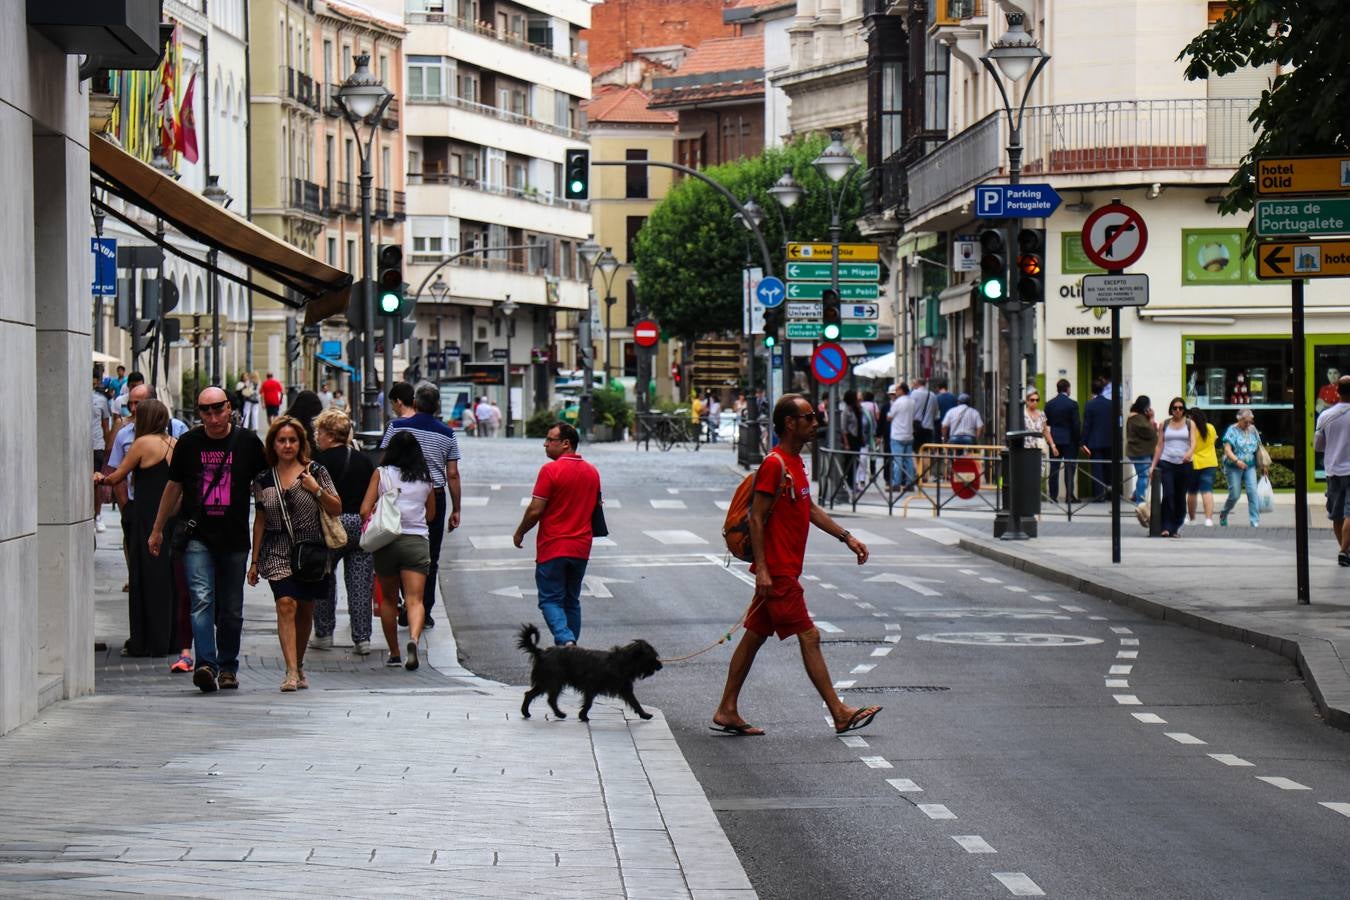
[993,873,1045,897]
[1208,754,1253,767]
[461,496,489,507]
[887,778,922,793]
[468,535,518,550]
[953,835,996,854]
[1256,776,1309,790]
[642,529,706,545]
[1132,712,1167,724]
[650,499,687,510]
[846,528,894,546]
[918,803,955,820]
[1165,732,1206,745]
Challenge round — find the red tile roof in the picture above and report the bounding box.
[673,34,763,76]
[647,35,764,108]
[585,86,678,125]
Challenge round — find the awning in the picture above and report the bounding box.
[938,281,974,316]
[89,133,353,326]
[315,353,359,378]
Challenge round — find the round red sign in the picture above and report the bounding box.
[634,319,660,348]
[1081,202,1149,271]
[950,457,981,500]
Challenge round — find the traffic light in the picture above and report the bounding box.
[763,308,779,348]
[978,227,1008,304]
[821,288,841,341]
[131,319,155,358]
[377,244,403,315]
[287,331,300,362]
[564,148,590,200]
[159,278,180,314]
[1016,227,1046,303]
[671,361,682,387]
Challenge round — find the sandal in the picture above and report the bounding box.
[280,671,300,692]
[296,670,309,690]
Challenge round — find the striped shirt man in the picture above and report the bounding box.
[380,413,461,488]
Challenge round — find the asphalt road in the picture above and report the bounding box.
[441,437,1350,899]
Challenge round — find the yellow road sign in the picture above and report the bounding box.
[786,242,880,262]
[1255,239,1350,280]
[1256,156,1350,196]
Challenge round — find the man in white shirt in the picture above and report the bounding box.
[1314,375,1350,566]
[887,383,916,492]
[475,397,494,437]
[708,396,722,442]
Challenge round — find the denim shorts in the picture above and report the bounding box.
[1187,466,1216,493]
[1327,474,1350,521]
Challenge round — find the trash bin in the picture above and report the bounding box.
[995,430,1042,539]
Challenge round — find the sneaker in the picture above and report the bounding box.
[309,634,333,650]
[193,666,218,693]
[170,654,193,673]
[405,640,419,671]
[396,606,408,627]
[94,518,107,533]
[1338,551,1350,568]
[1204,518,1214,527]
[385,655,403,668]
[423,615,435,630]
[1219,512,1228,527]
[217,671,239,690]
[353,640,371,656]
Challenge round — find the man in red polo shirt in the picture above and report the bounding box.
[514,421,601,645]
[259,372,285,423]
[711,393,882,737]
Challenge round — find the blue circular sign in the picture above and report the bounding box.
[756,275,786,308]
[811,342,848,385]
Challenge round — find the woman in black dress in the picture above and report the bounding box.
[311,408,376,654]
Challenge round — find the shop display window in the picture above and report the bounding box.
[1183,337,1292,447]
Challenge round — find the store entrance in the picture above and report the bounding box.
[1075,340,1115,404]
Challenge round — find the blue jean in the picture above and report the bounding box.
[182,540,248,674]
[535,556,587,645]
[1129,455,1152,504]
[1221,463,1260,526]
[889,439,915,487]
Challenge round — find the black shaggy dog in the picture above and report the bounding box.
[516,624,663,722]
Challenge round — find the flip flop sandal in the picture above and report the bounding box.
[835,706,882,735]
[709,722,766,736]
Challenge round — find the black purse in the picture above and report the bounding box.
[591,489,609,538]
[275,469,332,583]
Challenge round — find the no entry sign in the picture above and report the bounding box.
[633,319,660,348]
[811,342,848,385]
[1082,203,1148,270]
[951,457,981,499]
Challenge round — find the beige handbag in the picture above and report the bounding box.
[312,459,349,550]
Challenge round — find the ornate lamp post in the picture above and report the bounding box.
[576,236,603,436]
[202,175,232,387]
[498,294,518,436]
[595,248,621,380]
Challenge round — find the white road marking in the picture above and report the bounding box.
[1320,802,1350,817]
[961,569,981,576]
[917,803,956,820]
[803,574,820,581]
[871,647,892,657]
[1117,651,1139,659]
[821,583,838,589]
[1132,713,1167,724]
[1110,626,1133,635]
[884,635,901,643]
[847,528,895,546]
[1120,637,1140,646]
[838,735,868,748]
[952,835,997,854]
[816,621,843,634]
[1110,665,1133,675]
[461,496,490,507]
[650,499,687,509]
[666,488,680,494]
[1088,615,1108,621]
[866,572,943,596]
[1257,776,1310,790]
[860,756,892,769]
[885,623,901,631]
[851,664,876,674]
[468,535,518,549]
[1114,694,1141,705]
[833,680,856,689]
[1060,605,1086,612]
[993,873,1045,897]
[886,778,923,793]
[1004,585,1028,594]
[714,499,731,511]
[1208,754,1254,767]
[872,612,888,618]
[840,593,859,600]
[855,601,876,610]
[604,499,621,508]
[1033,594,1057,603]
[907,527,962,545]
[980,576,1004,584]
[643,529,707,545]
[489,483,502,491]
[1105,679,1129,688]
[1165,733,1207,745]
[592,536,617,547]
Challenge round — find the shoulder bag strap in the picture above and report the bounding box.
[274,468,298,546]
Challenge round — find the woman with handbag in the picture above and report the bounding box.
[1219,407,1265,528]
[311,409,376,655]
[248,416,341,692]
[360,431,434,671]
[1149,397,1197,537]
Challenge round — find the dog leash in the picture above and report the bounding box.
[659,596,766,664]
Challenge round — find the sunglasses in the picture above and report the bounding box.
[197,400,229,414]
[1170,405,1185,412]
[1027,396,1039,402]
[789,411,818,422]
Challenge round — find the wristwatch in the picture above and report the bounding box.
[838,529,852,543]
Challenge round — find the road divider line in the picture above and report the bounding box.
[1132,712,1167,724]
[886,778,923,793]
[1208,754,1254,766]
[1117,651,1139,659]
[1033,594,1056,603]
[1060,605,1086,612]
[952,835,997,854]
[840,593,859,600]
[834,680,855,689]
[1165,733,1207,745]
[855,601,876,610]
[1110,665,1133,675]
[860,756,893,769]
[1114,694,1141,705]
[821,583,838,589]
[885,623,901,631]
[917,803,956,820]
[1105,679,1129,688]
[980,577,1004,584]
[1320,802,1350,817]
[884,635,901,643]
[871,647,892,657]
[851,664,876,674]
[993,873,1045,897]
[838,735,868,748]
[1110,627,1133,635]
[1256,776,1310,790]
[817,621,843,634]
[1120,638,1139,646]
[1004,585,1028,593]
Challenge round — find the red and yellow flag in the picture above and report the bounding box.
[176,69,198,163]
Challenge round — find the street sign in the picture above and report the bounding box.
[320,339,343,358]
[1082,273,1150,308]
[842,303,879,320]
[811,342,848,385]
[1082,203,1148,270]
[786,322,821,339]
[786,281,880,301]
[1256,239,1350,280]
[783,261,881,282]
[1255,155,1350,196]
[974,183,1063,219]
[786,301,822,320]
[633,319,660,348]
[787,242,879,262]
[530,347,550,363]
[840,322,878,340]
[755,275,786,308]
[1254,198,1350,238]
[953,235,978,272]
[91,238,117,296]
[951,457,981,499]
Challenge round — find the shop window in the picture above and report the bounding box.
[1183,337,1292,457]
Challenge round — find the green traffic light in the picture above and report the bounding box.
[763,334,777,348]
[980,279,1005,301]
[570,179,584,193]
[379,291,401,314]
[822,322,841,340]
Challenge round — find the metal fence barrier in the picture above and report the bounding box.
[635,413,702,452]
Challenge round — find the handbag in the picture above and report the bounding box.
[591,489,609,538]
[275,468,332,583]
[1256,442,1272,470]
[171,428,238,557]
[359,468,402,553]
[317,454,350,550]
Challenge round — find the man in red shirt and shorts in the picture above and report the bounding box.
[712,393,882,736]
[513,422,601,646]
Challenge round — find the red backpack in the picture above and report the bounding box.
[722,450,792,562]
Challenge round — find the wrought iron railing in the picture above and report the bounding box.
[404,10,588,71]
[405,91,586,140]
[288,178,322,215]
[406,170,588,211]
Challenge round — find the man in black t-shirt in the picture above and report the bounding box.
[149,387,267,693]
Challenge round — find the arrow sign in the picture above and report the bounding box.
[785,261,881,282]
[490,576,631,600]
[1254,239,1350,280]
[1262,244,1292,275]
[974,183,1062,219]
[864,573,944,596]
[842,303,878,320]
[787,282,880,301]
[755,275,786,308]
[786,242,880,261]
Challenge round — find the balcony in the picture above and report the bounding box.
[901,98,1259,218]
[283,177,323,219]
[407,170,588,212]
[392,190,406,220]
[280,66,321,113]
[375,187,390,219]
[930,0,987,30]
[405,10,588,72]
[406,91,585,141]
[335,181,356,214]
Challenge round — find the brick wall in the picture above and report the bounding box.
[586,0,737,78]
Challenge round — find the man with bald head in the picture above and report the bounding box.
[150,386,267,693]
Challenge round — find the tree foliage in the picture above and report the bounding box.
[1178,1,1350,219]
[632,136,866,342]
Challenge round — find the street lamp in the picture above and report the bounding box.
[335,53,393,433]
[498,294,518,437]
[428,273,449,302]
[203,175,232,388]
[596,248,621,381]
[576,236,604,436]
[811,130,861,461]
[767,167,804,213]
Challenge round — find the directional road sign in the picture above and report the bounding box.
[787,242,879,262]
[786,281,880,301]
[841,322,878,339]
[786,322,822,339]
[1082,202,1148,270]
[786,301,822,320]
[974,183,1062,219]
[784,261,881,282]
[1081,273,1149,308]
[755,275,786,308]
[1256,155,1350,196]
[1254,198,1350,238]
[811,342,848,385]
[1256,240,1350,280]
[842,303,879,320]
